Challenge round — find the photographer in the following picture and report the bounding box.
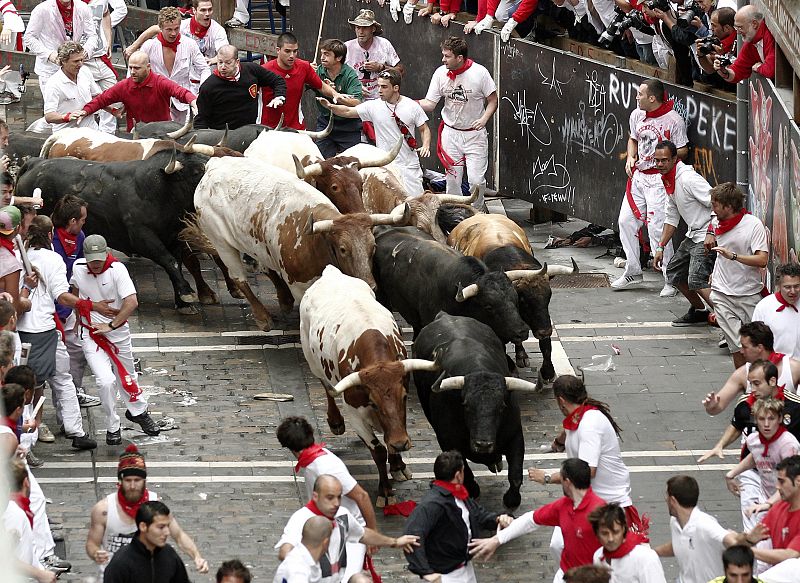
[715,5,774,82]
[646,0,700,86]
[695,7,737,90]
[612,0,657,65]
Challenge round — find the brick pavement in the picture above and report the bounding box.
[24,199,748,582]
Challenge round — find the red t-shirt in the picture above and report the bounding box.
[533,487,605,572]
[762,501,800,552]
[260,58,322,130]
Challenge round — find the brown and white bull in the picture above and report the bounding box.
[448,214,577,382]
[193,158,410,331]
[300,265,439,505]
[40,128,241,161]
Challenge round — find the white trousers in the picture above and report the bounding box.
[343,541,367,582]
[761,558,800,583]
[550,527,564,563]
[442,562,477,583]
[618,171,673,280]
[233,0,250,23]
[441,125,488,209]
[81,331,147,432]
[739,469,766,531]
[64,325,88,390]
[399,162,425,199]
[28,467,55,561]
[83,58,119,134]
[49,335,85,437]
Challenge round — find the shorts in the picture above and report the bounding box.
[18,329,58,383]
[666,238,716,290]
[710,290,762,353]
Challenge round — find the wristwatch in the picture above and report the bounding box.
[731,252,738,261]
[544,473,551,484]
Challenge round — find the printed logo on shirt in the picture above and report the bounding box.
[106,533,133,554]
[249,84,258,99]
[446,84,471,103]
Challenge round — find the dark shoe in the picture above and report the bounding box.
[106,429,122,445]
[26,450,44,467]
[671,308,710,327]
[125,410,161,436]
[42,554,71,571]
[71,433,98,450]
[52,531,64,542]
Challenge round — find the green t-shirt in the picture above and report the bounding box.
[314,63,363,133]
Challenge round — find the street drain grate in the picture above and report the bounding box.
[549,273,610,288]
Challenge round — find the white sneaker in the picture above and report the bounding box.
[718,334,728,349]
[613,257,627,268]
[611,274,643,290]
[225,17,247,27]
[659,284,679,297]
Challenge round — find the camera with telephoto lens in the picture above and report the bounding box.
[716,53,733,68]
[599,8,655,47]
[676,0,705,27]
[697,35,721,56]
[645,0,671,12]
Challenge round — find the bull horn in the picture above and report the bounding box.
[216,125,229,147]
[166,108,194,140]
[356,137,403,169]
[505,263,547,281]
[185,134,197,149]
[298,112,333,140]
[131,119,139,140]
[292,154,306,179]
[312,219,335,234]
[504,377,539,392]
[332,371,362,394]
[546,258,580,277]
[434,376,466,392]
[299,155,324,178]
[436,185,480,205]
[369,202,411,226]
[455,283,479,302]
[401,359,439,373]
[274,113,284,131]
[163,146,183,174]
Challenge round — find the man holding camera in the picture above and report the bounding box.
[645,0,699,86]
[715,5,774,83]
[695,7,737,90]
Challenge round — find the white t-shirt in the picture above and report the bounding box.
[276,506,364,583]
[180,18,228,60]
[273,544,321,583]
[566,409,632,506]
[710,214,769,296]
[344,36,400,101]
[670,508,729,583]
[424,62,496,129]
[303,450,364,526]
[745,430,800,497]
[664,162,712,243]
[70,258,136,342]
[356,96,427,195]
[593,543,667,583]
[17,248,70,333]
[3,500,36,567]
[752,294,800,359]
[630,108,688,171]
[43,67,100,133]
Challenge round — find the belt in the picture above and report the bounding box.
[443,121,479,132]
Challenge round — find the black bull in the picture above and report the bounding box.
[15,151,234,312]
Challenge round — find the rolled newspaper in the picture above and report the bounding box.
[14,233,31,274]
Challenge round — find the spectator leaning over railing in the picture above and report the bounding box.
[646,0,697,87]
[715,5,774,83]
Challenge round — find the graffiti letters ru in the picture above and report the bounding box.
[560,70,624,158]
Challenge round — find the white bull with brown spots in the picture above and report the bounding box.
[300,265,439,506]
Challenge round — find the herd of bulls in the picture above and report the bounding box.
[8,118,579,509]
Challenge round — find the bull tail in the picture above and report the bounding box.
[179,214,219,257]
[39,133,59,158]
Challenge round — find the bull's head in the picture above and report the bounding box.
[163,146,183,174]
[454,268,530,344]
[292,154,366,214]
[332,358,438,452]
[407,187,480,244]
[434,372,536,453]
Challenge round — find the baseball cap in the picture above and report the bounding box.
[0,205,21,235]
[83,234,108,262]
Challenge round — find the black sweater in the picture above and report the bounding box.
[404,484,499,576]
[103,537,190,583]
[194,62,287,130]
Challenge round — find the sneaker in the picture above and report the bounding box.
[38,423,55,443]
[613,257,627,268]
[611,274,643,290]
[106,429,122,445]
[718,334,728,349]
[671,308,710,327]
[26,450,44,467]
[70,433,98,450]
[660,284,679,297]
[125,410,161,436]
[52,530,64,542]
[42,554,71,571]
[77,388,101,408]
[225,16,247,27]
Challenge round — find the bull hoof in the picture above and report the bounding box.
[391,467,413,482]
[503,490,522,510]
[327,419,345,435]
[540,368,556,385]
[255,318,274,332]
[488,460,504,474]
[516,355,530,369]
[198,290,219,305]
[375,495,387,509]
[228,287,246,300]
[177,304,200,315]
[179,292,199,303]
[386,495,398,507]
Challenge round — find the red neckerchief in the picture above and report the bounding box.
[0,237,14,253]
[721,32,736,54]
[661,161,679,195]
[117,484,149,519]
[432,479,469,500]
[645,97,673,119]
[776,292,798,312]
[56,0,74,37]
[760,425,787,457]
[157,32,180,52]
[714,209,748,236]
[189,16,210,39]
[294,443,327,473]
[2,415,16,432]
[769,352,785,366]
[55,227,77,257]
[305,499,336,526]
[10,493,34,527]
[446,58,473,81]
[562,403,598,430]
[602,532,645,562]
[53,312,66,343]
[88,253,118,277]
[747,385,785,407]
[213,67,240,81]
[387,100,418,150]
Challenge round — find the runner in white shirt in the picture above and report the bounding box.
[613,78,688,296]
[139,7,208,123]
[590,504,666,583]
[0,0,25,51]
[418,36,497,210]
[319,67,431,196]
[82,0,126,133]
[344,10,401,102]
[273,517,331,583]
[43,41,101,133]
[708,183,769,369]
[653,475,764,583]
[752,263,800,359]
